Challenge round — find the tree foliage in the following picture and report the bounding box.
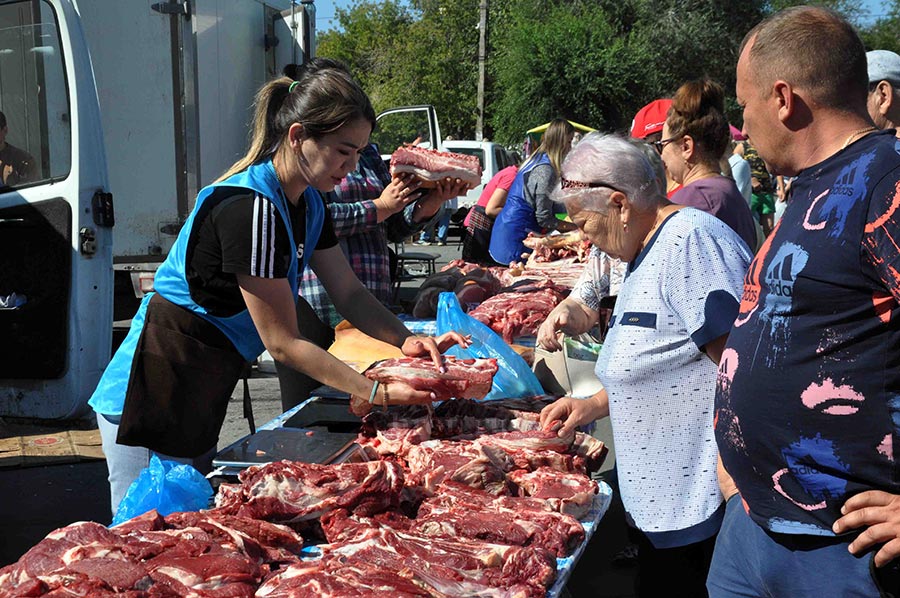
[859,0,900,54]
[316,0,895,147]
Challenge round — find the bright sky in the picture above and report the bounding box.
[310,0,892,31]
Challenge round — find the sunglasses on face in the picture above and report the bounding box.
[560,177,623,193]
[649,137,678,154]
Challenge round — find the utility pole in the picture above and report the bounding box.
[475,0,487,141]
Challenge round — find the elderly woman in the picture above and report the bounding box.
[540,133,752,597]
[658,79,757,250]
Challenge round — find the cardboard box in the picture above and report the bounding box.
[532,337,603,398]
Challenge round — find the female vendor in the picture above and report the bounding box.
[89,67,467,514]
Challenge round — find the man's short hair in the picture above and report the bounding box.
[0,111,6,129]
[741,6,867,112]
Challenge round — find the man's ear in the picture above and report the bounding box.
[772,80,794,124]
[878,81,894,115]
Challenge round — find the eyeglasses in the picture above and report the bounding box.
[649,137,678,154]
[560,177,623,193]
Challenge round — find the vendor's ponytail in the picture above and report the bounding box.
[218,67,375,182]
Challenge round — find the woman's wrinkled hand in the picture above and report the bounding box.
[537,310,569,352]
[539,395,606,438]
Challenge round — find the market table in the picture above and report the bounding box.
[211,395,614,597]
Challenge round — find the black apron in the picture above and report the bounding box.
[116,293,247,457]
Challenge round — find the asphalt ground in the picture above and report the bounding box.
[0,237,638,597]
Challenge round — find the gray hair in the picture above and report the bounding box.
[553,132,667,214]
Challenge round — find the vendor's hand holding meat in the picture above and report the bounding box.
[372,172,422,220]
[411,176,472,223]
[349,379,436,416]
[400,331,472,373]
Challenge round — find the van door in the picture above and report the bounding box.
[0,0,112,419]
[271,2,314,73]
[372,105,442,163]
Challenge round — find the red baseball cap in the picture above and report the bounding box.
[630,99,672,139]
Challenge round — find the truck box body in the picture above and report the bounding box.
[0,0,313,419]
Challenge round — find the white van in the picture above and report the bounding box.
[441,140,516,208]
[0,0,312,419]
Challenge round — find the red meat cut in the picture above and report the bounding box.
[508,466,599,519]
[469,287,563,343]
[390,145,482,188]
[355,356,498,416]
[214,460,404,523]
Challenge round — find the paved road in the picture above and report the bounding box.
[0,239,638,597]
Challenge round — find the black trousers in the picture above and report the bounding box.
[274,296,336,411]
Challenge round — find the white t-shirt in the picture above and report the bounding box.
[595,208,751,545]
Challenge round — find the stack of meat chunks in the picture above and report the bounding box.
[1,400,605,597]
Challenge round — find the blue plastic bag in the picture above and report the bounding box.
[436,292,545,400]
[112,454,213,525]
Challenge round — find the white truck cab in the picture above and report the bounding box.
[0,0,112,419]
[373,104,444,158]
[0,0,314,420]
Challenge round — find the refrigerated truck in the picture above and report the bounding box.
[0,0,315,419]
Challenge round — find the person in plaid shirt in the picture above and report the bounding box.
[277,143,466,409]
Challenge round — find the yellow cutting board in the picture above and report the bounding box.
[328,321,534,371]
[328,321,404,372]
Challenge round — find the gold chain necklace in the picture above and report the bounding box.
[841,126,877,150]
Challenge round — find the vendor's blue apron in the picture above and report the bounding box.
[489,154,549,265]
[89,159,324,456]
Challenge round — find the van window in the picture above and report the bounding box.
[373,110,434,154]
[0,0,70,190]
[494,147,506,169]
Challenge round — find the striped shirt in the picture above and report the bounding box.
[185,187,336,317]
[300,144,433,327]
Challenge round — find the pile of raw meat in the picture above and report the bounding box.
[411,260,571,342]
[220,398,607,597]
[0,399,605,597]
[522,232,592,264]
[0,509,305,597]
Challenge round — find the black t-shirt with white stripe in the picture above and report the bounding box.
[185,187,337,317]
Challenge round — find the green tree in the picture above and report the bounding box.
[319,0,899,147]
[317,1,416,109]
[486,0,766,144]
[860,0,900,54]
